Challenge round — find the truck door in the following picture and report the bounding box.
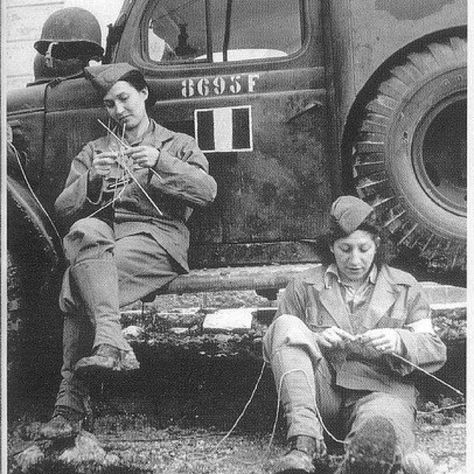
[115,0,333,268]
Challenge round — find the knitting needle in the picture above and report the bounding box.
[97,119,164,216]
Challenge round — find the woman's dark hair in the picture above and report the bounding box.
[118,69,147,91]
[117,69,156,110]
[317,214,393,268]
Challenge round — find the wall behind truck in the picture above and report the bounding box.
[5,0,123,90]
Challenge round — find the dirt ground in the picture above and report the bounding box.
[8,357,466,473]
[8,406,467,473]
[97,421,466,474]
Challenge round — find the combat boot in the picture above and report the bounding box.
[69,259,139,375]
[38,406,84,440]
[336,416,398,474]
[273,435,326,474]
[75,343,140,375]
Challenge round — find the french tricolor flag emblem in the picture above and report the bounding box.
[194,106,253,152]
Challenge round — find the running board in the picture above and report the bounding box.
[145,263,317,301]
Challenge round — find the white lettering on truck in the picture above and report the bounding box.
[181,74,260,98]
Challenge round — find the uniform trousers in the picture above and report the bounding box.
[55,217,179,415]
[262,315,416,453]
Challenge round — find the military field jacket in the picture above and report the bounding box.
[54,120,217,271]
[275,264,447,401]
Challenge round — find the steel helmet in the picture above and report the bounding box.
[34,7,104,60]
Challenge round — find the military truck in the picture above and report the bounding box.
[7,0,467,321]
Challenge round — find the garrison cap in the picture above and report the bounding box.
[84,63,139,93]
[330,196,374,234]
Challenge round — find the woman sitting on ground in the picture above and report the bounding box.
[263,196,446,474]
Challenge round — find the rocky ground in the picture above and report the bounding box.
[8,356,467,474]
[8,402,467,474]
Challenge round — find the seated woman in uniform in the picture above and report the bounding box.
[39,63,217,439]
[264,196,446,474]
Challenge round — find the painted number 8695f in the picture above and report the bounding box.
[181,74,260,98]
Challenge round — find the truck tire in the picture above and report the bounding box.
[352,36,466,271]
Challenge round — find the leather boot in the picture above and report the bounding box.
[38,406,84,440]
[273,435,326,474]
[69,259,139,372]
[336,416,398,474]
[75,343,140,375]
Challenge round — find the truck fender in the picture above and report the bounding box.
[7,175,64,306]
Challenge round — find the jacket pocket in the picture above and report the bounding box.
[305,306,333,331]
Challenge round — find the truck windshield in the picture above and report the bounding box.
[145,0,303,63]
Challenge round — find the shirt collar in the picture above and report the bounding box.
[324,263,377,289]
[113,119,175,147]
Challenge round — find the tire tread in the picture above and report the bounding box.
[351,37,467,271]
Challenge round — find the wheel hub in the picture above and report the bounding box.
[412,94,467,217]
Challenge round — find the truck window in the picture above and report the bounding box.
[146,0,303,63]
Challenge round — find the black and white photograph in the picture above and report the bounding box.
[1,1,470,473]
